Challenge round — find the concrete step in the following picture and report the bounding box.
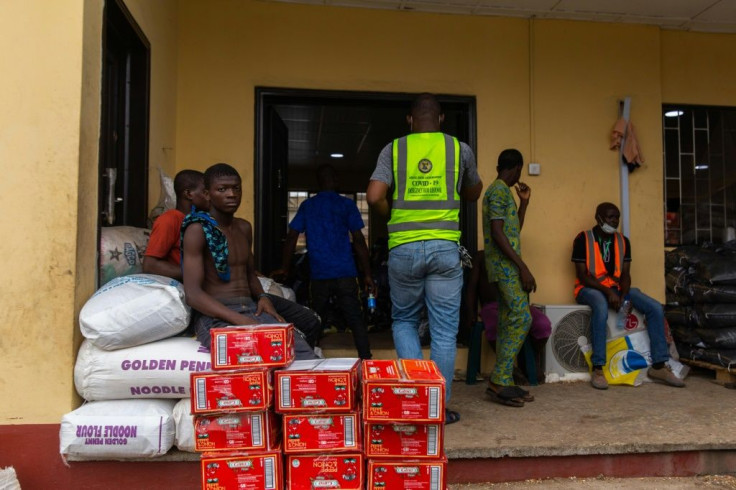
[317,330,474,378]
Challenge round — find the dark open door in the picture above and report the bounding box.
[99,0,150,228]
[254,88,477,274]
[256,107,289,274]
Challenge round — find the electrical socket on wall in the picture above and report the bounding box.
[528,162,541,175]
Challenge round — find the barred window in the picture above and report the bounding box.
[663,105,736,246]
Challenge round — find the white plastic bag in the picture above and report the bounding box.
[80,274,190,350]
[147,167,176,228]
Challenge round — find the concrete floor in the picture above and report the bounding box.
[321,328,736,485]
[322,329,735,461]
[442,371,736,460]
[449,475,736,489]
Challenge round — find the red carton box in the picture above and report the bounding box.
[362,359,445,422]
[211,324,294,370]
[286,453,364,490]
[275,358,360,413]
[367,457,447,490]
[364,422,443,458]
[190,369,272,414]
[283,413,360,454]
[194,411,281,453]
[201,448,283,490]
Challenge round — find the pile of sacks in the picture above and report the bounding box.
[59,274,206,461]
[665,243,736,368]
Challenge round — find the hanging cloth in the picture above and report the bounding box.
[610,118,643,173]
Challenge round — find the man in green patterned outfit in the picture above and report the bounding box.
[483,149,537,407]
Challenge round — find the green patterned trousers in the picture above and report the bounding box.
[490,267,532,386]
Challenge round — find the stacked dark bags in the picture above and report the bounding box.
[665,243,736,367]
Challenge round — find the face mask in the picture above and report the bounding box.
[601,223,617,234]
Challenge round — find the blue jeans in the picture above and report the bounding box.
[576,287,670,367]
[388,240,463,402]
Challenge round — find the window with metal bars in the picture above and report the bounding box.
[663,105,736,246]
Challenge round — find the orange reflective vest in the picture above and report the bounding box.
[574,229,626,297]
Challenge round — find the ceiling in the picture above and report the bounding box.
[272,98,470,189]
[273,102,404,173]
[266,0,736,33]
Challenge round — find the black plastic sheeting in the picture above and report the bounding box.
[666,243,736,354]
[670,324,703,346]
[695,326,736,350]
[676,343,736,369]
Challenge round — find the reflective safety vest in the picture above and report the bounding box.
[574,229,626,297]
[388,132,461,249]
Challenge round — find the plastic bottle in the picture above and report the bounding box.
[616,295,632,330]
[367,293,376,314]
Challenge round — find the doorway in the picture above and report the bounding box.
[254,88,477,276]
[99,0,150,229]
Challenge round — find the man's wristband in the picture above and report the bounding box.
[257,293,269,300]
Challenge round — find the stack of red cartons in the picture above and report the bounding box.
[275,358,363,490]
[362,359,448,490]
[192,324,295,490]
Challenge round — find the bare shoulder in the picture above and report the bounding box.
[183,222,204,239]
[234,217,251,228]
[234,218,252,234]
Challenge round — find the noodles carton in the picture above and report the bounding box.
[367,457,447,490]
[194,411,280,453]
[210,324,294,370]
[362,359,444,423]
[190,369,272,414]
[286,453,364,490]
[282,412,360,454]
[364,422,443,459]
[275,358,360,413]
[201,447,282,490]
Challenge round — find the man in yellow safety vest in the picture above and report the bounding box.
[367,93,483,424]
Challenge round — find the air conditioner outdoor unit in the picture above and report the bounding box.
[538,304,646,382]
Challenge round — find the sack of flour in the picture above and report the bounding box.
[59,399,176,461]
[99,226,150,286]
[173,398,195,452]
[74,337,211,401]
[79,274,190,350]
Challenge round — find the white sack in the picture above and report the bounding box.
[80,274,190,350]
[173,398,195,452]
[75,337,211,401]
[0,467,21,490]
[59,399,176,460]
[99,226,150,286]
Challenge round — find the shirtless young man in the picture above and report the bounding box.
[144,167,321,347]
[182,163,316,359]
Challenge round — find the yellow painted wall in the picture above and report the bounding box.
[0,0,94,423]
[661,31,736,106]
[528,20,665,303]
[175,0,530,224]
[175,1,671,304]
[0,0,179,424]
